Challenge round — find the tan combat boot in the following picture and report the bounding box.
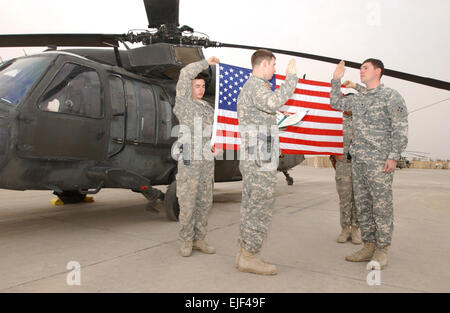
[180,241,193,257]
[193,240,216,254]
[345,242,376,262]
[336,226,351,243]
[351,227,362,245]
[370,246,389,270]
[237,248,277,275]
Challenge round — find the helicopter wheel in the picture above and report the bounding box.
[164,181,180,221]
[53,190,86,204]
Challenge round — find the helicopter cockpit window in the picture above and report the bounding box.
[39,63,102,118]
[0,56,53,107]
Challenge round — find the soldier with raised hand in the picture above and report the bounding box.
[174,56,220,257]
[333,80,366,244]
[330,59,408,270]
[332,91,362,245]
[236,49,298,275]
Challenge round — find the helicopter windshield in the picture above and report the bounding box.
[0,56,53,107]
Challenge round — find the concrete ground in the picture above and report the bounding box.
[0,166,449,293]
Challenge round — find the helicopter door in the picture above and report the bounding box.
[17,62,106,160]
[153,85,176,145]
[135,81,157,144]
[108,75,126,158]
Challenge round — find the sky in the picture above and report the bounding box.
[1,0,449,160]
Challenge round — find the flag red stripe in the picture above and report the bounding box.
[281,149,343,155]
[216,130,240,138]
[293,89,330,98]
[217,116,239,125]
[301,115,342,124]
[214,143,240,150]
[285,99,339,111]
[279,137,343,147]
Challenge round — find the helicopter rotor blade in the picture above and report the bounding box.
[0,34,122,48]
[143,0,179,29]
[219,43,450,91]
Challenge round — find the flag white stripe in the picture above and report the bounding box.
[214,136,241,144]
[280,106,343,118]
[295,121,342,130]
[280,131,343,142]
[211,63,221,146]
[216,123,239,132]
[280,143,343,153]
[217,109,237,118]
[289,93,331,104]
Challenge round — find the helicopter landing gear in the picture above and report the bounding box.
[164,181,180,221]
[142,187,165,213]
[53,190,89,204]
[282,170,294,185]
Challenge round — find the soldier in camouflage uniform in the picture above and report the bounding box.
[330,59,408,269]
[332,81,366,244]
[174,57,220,257]
[331,103,362,245]
[235,49,298,275]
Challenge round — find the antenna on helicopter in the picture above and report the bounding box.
[408,98,450,115]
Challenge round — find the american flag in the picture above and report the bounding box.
[211,63,344,155]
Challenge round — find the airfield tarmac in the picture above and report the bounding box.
[0,166,449,293]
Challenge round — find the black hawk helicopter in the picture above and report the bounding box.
[0,0,448,221]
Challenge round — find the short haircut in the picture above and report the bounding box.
[194,72,208,82]
[251,49,276,68]
[362,58,384,79]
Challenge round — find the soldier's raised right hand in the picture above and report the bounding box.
[207,56,220,66]
[286,59,297,75]
[333,60,346,80]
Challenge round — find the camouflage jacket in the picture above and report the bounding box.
[174,60,214,161]
[237,73,298,162]
[342,113,353,158]
[330,79,408,162]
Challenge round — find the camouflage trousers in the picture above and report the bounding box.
[335,160,358,228]
[352,160,394,248]
[239,159,277,254]
[177,159,214,242]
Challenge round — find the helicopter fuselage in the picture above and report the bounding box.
[0,49,303,202]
